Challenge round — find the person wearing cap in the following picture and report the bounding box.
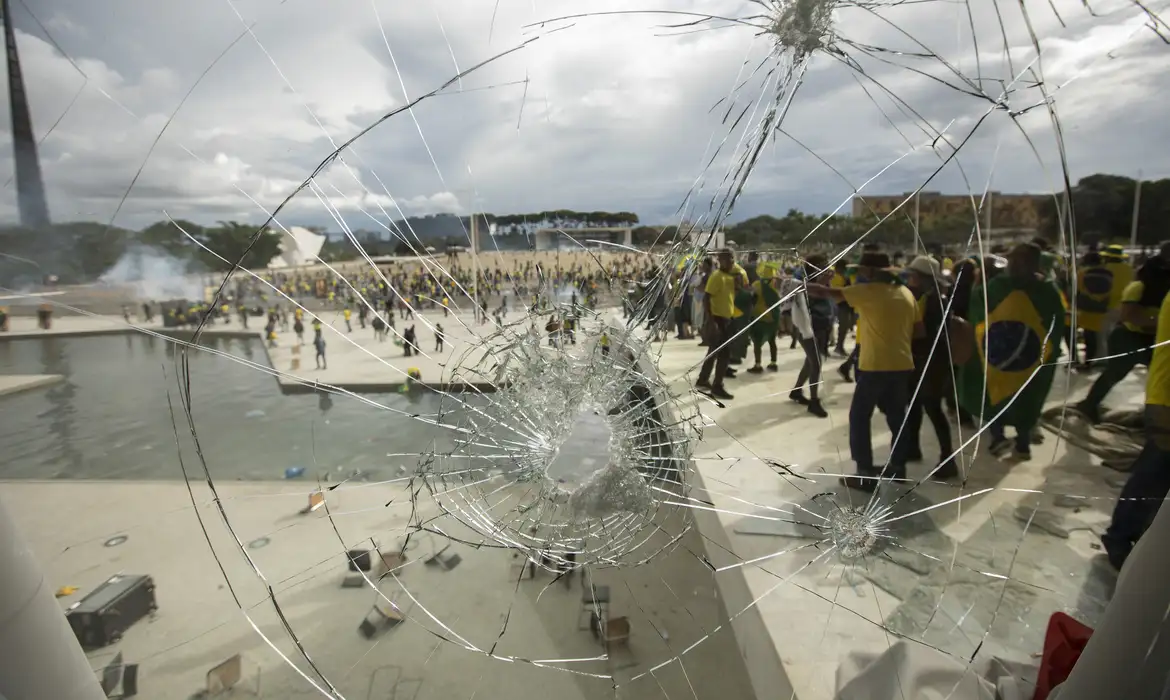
[901,255,957,479]
[958,243,1064,460]
[1074,242,1170,423]
[696,248,739,400]
[807,250,917,490]
[1099,287,1170,570]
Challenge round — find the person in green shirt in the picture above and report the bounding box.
[746,263,781,373]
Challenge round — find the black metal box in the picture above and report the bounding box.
[65,574,157,649]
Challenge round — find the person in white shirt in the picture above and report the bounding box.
[789,255,829,417]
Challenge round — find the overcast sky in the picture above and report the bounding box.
[1,0,1166,231]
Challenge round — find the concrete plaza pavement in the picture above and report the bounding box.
[648,331,1141,699]
[0,310,1148,699]
[4,478,757,700]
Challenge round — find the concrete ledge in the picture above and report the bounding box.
[0,374,65,398]
[276,380,501,395]
[626,331,789,700]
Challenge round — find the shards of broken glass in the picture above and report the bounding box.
[420,318,697,573]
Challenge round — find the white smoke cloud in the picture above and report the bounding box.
[98,246,205,300]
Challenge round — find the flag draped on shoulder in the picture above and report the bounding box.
[1074,265,1113,332]
[959,275,1065,426]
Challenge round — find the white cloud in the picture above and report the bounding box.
[0,0,1166,232]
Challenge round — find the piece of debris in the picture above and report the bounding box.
[425,544,462,571]
[55,585,79,598]
[299,490,324,514]
[358,604,404,639]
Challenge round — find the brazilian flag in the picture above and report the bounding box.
[959,275,1066,427]
[1074,265,1113,332]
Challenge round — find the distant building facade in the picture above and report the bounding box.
[851,191,1047,231]
[532,227,632,251]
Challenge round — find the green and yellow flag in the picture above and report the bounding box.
[959,275,1065,426]
[1074,265,1113,332]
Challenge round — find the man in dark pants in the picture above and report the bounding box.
[901,256,957,479]
[696,249,738,401]
[1101,290,1170,571]
[808,251,917,491]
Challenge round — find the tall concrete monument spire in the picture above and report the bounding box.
[3,0,50,228]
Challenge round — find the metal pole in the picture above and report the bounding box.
[1129,171,1143,251]
[0,496,106,700]
[471,210,481,322]
[985,190,993,240]
[913,191,921,255]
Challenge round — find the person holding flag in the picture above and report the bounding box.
[958,243,1065,460]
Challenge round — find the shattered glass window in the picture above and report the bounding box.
[1,0,1168,698]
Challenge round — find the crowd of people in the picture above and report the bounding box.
[216,254,657,315]
[674,239,1168,572]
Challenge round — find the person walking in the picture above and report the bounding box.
[789,256,829,418]
[313,331,327,370]
[958,243,1065,460]
[902,256,957,478]
[1100,288,1170,571]
[696,249,738,401]
[807,250,917,491]
[1074,244,1170,424]
[746,263,780,374]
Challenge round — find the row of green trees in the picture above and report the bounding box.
[724,209,986,249]
[1036,173,1169,245]
[486,210,640,231]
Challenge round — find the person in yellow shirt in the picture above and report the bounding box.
[1100,287,1170,571]
[1075,243,1170,423]
[696,249,738,400]
[728,257,753,367]
[807,250,917,490]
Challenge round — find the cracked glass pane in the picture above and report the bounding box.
[1,0,1168,698]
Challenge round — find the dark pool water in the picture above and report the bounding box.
[0,334,474,481]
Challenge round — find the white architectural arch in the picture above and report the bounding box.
[268,226,326,269]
